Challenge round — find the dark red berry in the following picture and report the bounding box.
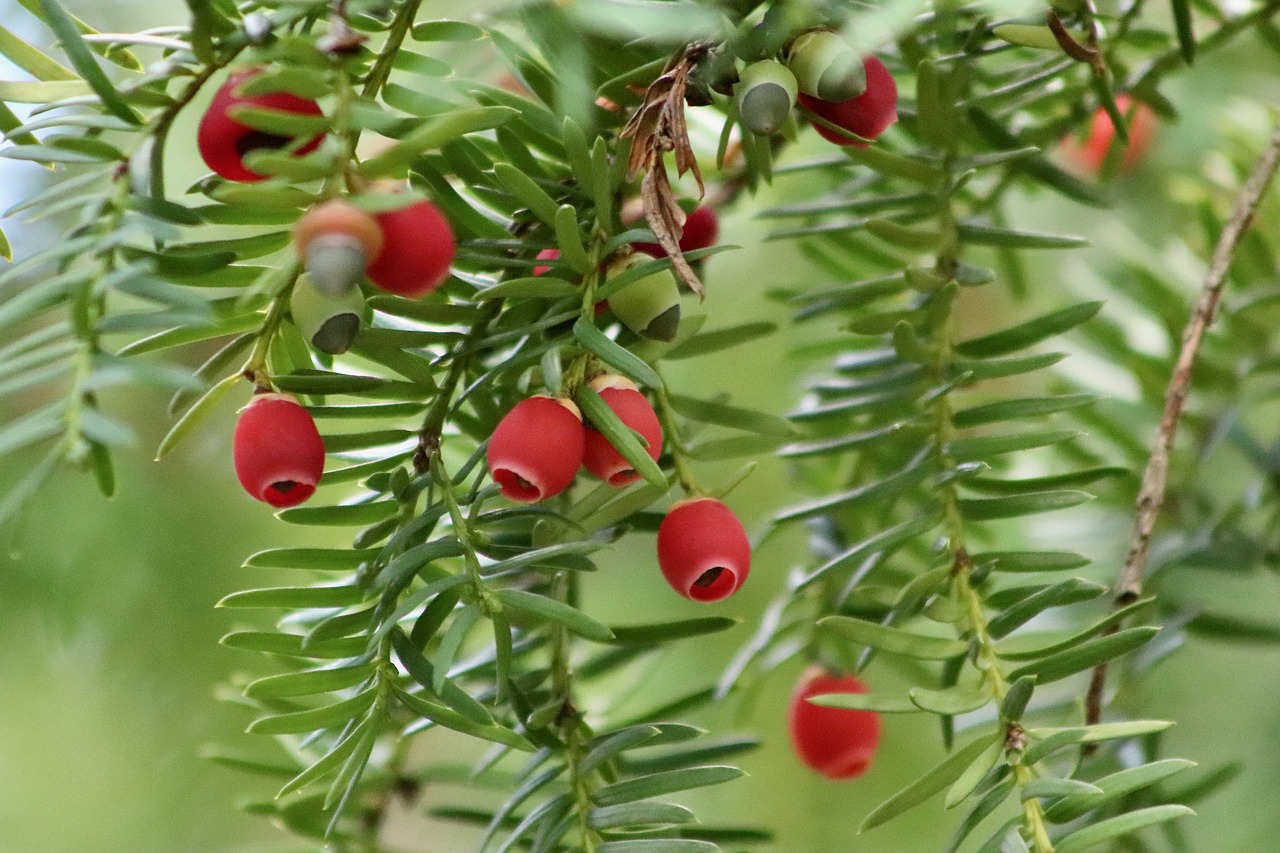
[634,205,720,257]
[788,668,882,780]
[198,68,325,183]
[656,497,750,602]
[582,375,662,487]
[797,55,898,147]
[233,393,325,508]
[366,198,456,298]
[487,396,585,503]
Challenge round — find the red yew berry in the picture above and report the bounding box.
[487,396,585,503]
[633,205,720,257]
[233,393,325,508]
[294,200,384,297]
[366,199,456,298]
[797,55,898,147]
[1059,95,1158,176]
[656,497,750,602]
[788,668,882,780]
[533,248,560,276]
[582,375,662,487]
[198,68,325,183]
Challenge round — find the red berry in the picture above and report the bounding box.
[788,668,882,780]
[366,199,457,298]
[233,393,325,508]
[1059,94,1158,176]
[797,55,898,147]
[198,68,325,183]
[656,497,750,602]
[533,248,560,276]
[487,396,585,502]
[582,376,662,487]
[634,205,720,257]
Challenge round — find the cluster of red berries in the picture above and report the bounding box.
[485,377,750,603]
[210,60,884,785]
[204,69,459,507]
[199,67,457,296]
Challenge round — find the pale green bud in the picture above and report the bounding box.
[787,30,866,103]
[606,255,681,342]
[736,60,798,136]
[290,275,365,355]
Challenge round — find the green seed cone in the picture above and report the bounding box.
[736,60,798,136]
[290,275,365,355]
[606,257,682,342]
[787,31,866,103]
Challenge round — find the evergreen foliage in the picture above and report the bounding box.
[1,0,1279,850]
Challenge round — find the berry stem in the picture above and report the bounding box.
[414,301,503,471]
[144,47,245,200]
[919,66,1058,853]
[242,260,302,392]
[653,376,704,496]
[361,0,423,100]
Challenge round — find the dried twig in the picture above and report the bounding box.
[1084,119,1280,729]
[620,44,710,297]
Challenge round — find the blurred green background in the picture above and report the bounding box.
[3,1,1280,851]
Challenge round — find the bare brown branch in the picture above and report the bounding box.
[1084,119,1280,728]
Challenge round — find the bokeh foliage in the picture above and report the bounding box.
[2,0,1280,851]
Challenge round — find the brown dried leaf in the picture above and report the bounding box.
[619,45,711,298]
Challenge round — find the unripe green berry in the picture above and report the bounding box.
[787,30,866,103]
[294,200,383,298]
[605,255,681,342]
[304,235,370,298]
[736,60,798,137]
[290,275,365,355]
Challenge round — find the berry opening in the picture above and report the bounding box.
[262,479,316,508]
[830,752,872,781]
[235,129,292,158]
[687,566,737,602]
[607,468,637,487]
[493,468,544,502]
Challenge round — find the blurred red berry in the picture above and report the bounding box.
[656,497,750,602]
[366,199,456,298]
[487,396,585,502]
[788,668,882,780]
[798,55,898,147]
[582,375,662,487]
[198,68,325,182]
[533,248,560,276]
[233,393,325,508]
[1060,95,1158,176]
[634,205,720,257]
